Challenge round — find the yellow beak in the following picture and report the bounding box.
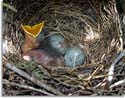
[21,21,44,38]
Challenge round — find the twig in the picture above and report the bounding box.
[93,78,107,89]
[78,73,122,81]
[110,79,125,89]
[54,10,97,28]
[87,66,103,82]
[87,65,103,81]
[2,79,54,96]
[37,65,51,77]
[114,0,123,52]
[2,2,17,12]
[4,63,64,95]
[108,50,125,83]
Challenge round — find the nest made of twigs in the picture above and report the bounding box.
[2,0,125,96]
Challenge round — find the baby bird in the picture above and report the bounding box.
[21,22,64,66]
[23,48,64,67]
[22,29,48,55]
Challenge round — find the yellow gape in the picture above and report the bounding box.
[21,21,44,37]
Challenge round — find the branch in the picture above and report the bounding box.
[108,51,125,82]
[110,79,125,89]
[2,2,17,12]
[4,63,64,95]
[3,79,54,96]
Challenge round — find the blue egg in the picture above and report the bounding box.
[48,34,67,55]
[64,46,85,67]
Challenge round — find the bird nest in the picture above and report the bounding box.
[2,0,125,96]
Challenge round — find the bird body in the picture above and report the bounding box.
[23,48,64,67]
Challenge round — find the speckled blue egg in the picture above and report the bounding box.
[64,47,85,67]
[49,34,67,55]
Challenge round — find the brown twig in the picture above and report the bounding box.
[86,65,104,81]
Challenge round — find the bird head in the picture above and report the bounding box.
[21,21,45,54]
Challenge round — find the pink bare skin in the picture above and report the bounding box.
[23,49,64,67]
